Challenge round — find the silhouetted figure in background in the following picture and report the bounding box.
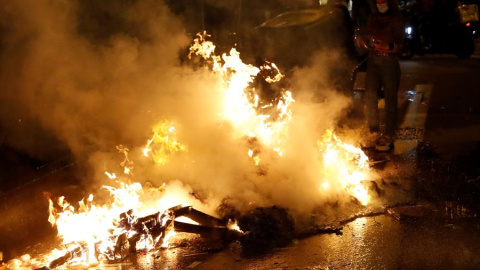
[360,0,404,152]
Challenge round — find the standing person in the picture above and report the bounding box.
[361,0,404,151]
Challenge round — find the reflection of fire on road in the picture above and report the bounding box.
[6,32,374,269]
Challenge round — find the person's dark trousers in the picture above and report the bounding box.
[364,53,401,137]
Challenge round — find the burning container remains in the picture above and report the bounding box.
[2,30,380,270]
[46,205,242,269]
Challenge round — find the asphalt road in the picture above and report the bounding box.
[400,53,480,157]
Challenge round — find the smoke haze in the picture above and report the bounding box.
[0,0,367,226]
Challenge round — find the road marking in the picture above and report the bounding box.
[394,84,433,154]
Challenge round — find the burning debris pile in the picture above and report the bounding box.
[3,32,378,269]
[46,203,241,269]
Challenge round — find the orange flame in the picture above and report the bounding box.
[318,129,371,205]
[189,32,294,165]
[143,120,188,166]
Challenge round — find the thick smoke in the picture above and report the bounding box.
[0,0,366,226]
[0,0,189,159]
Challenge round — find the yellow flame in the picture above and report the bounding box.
[318,129,371,205]
[105,171,116,179]
[260,61,284,83]
[160,229,176,248]
[227,219,244,234]
[43,180,166,267]
[143,120,188,166]
[189,32,294,165]
[117,145,134,175]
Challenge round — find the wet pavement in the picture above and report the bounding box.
[35,205,479,270]
[197,214,480,270]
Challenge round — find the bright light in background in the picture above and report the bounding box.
[405,26,412,35]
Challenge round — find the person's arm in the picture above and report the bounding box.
[355,15,374,49]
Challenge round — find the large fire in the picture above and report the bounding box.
[43,179,180,267]
[6,32,374,269]
[189,32,294,161]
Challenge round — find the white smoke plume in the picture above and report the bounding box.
[0,0,365,226]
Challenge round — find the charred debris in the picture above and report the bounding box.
[36,203,349,269]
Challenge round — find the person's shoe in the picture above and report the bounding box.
[361,132,379,149]
[375,135,394,152]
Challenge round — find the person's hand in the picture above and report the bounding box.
[354,35,375,50]
[354,36,366,48]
